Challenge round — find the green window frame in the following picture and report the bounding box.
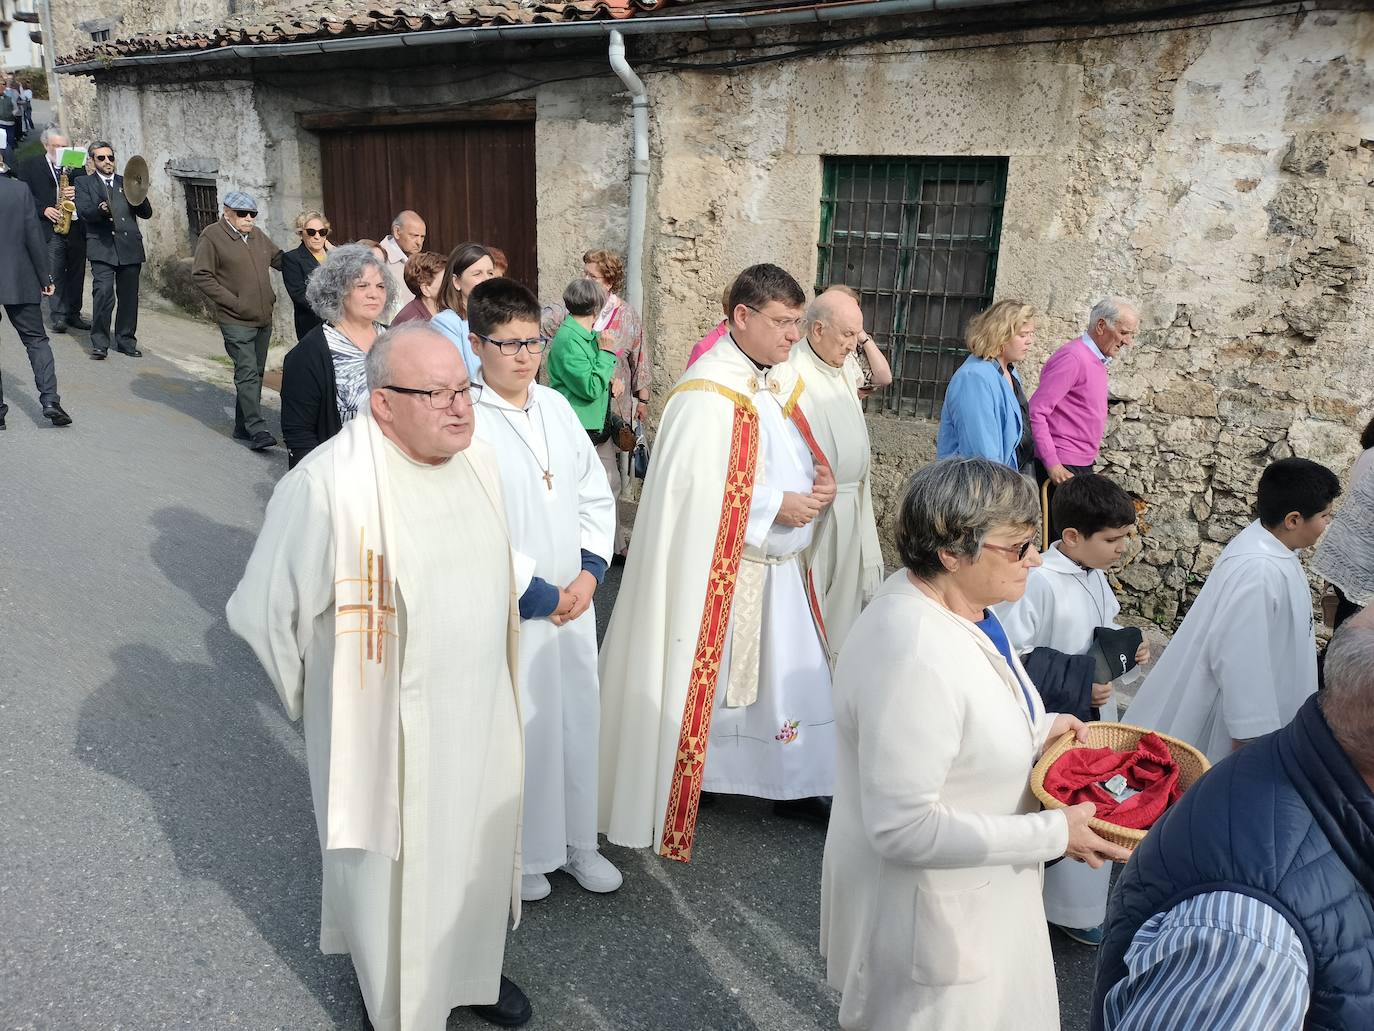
[817,156,1009,419]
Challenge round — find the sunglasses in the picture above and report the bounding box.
[983,538,1039,562]
[92,154,115,162]
[233,209,257,218]
[304,227,329,238]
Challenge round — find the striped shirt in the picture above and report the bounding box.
[1103,890,1309,1029]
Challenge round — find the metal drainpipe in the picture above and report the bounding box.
[608,29,649,315]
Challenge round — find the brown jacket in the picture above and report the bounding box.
[192,218,284,327]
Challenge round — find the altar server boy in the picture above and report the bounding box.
[467,278,622,903]
[996,473,1148,947]
[1125,457,1340,764]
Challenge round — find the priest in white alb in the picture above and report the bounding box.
[599,264,839,862]
[226,322,533,1031]
[790,286,890,663]
[1125,457,1341,764]
[466,278,621,903]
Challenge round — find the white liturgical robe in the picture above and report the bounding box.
[473,380,615,873]
[789,340,883,664]
[226,423,523,1031]
[1124,520,1318,764]
[995,543,1128,930]
[599,339,834,861]
[704,367,835,800]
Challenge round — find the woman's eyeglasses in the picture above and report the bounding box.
[982,539,1038,562]
[474,333,549,356]
[304,227,329,238]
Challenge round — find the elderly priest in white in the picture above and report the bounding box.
[790,285,891,663]
[466,278,620,903]
[599,264,838,862]
[226,322,532,1031]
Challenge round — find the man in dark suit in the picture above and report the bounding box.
[0,173,73,429]
[17,126,90,334]
[74,140,151,360]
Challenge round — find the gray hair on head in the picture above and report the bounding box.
[365,320,453,392]
[306,243,396,325]
[563,276,607,317]
[805,288,850,328]
[1319,618,1374,776]
[895,457,1039,579]
[40,124,67,146]
[1088,297,1137,330]
[392,209,421,230]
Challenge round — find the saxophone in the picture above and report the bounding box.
[55,169,75,236]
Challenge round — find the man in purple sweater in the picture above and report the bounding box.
[1029,297,1139,541]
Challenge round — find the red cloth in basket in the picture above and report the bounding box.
[1043,732,1182,830]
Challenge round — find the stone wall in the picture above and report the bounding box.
[630,10,1373,625]
[75,6,1374,625]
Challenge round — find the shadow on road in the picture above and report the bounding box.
[129,368,283,446]
[73,505,363,1028]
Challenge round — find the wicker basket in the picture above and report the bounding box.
[1030,722,1211,854]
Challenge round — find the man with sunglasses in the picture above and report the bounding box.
[192,190,284,450]
[74,140,152,361]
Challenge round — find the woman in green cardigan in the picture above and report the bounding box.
[546,277,620,439]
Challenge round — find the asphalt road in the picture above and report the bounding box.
[1,311,1100,1030]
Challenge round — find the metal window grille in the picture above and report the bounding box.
[183,178,219,245]
[817,157,1009,419]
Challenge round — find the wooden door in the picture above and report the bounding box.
[318,120,537,290]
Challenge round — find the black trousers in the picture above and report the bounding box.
[90,260,142,355]
[45,224,87,324]
[0,302,60,419]
[1035,459,1095,546]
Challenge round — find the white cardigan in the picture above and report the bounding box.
[820,572,1069,1031]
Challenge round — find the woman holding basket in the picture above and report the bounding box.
[820,457,1128,1031]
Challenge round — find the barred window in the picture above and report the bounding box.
[183,178,218,245]
[817,157,1009,419]
[90,29,111,42]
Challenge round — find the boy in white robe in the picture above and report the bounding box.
[467,278,622,903]
[1125,457,1341,764]
[996,473,1148,947]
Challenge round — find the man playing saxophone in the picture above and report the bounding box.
[17,126,90,334]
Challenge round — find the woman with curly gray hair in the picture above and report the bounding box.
[820,457,1128,1031]
[279,243,395,468]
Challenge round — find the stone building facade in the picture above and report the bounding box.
[58,1,1374,625]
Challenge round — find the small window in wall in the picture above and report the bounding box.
[90,28,111,41]
[817,156,1008,419]
[184,178,219,244]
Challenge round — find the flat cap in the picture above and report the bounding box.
[222,191,258,212]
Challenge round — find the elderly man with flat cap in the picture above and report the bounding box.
[192,190,284,450]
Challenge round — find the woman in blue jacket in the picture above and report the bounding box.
[936,300,1037,471]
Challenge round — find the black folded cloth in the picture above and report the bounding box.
[1091,626,1144,684]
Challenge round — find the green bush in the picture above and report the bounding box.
[11,68,49,100]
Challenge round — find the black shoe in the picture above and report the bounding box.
[68,316,93,330]
[232,427,252,441]
[42,402,73,427]
[0,416,6,430]
[468,976,531,1028]
[115,346,143,357]
[772,796,832,824]
[90,350,107,360]
[52,321,68,333]
[249,431,277,451]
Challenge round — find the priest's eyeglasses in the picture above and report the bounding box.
[743,304,806,331]
[982,538,1039,562]
[383,383,481,409]
[474,333,550,356]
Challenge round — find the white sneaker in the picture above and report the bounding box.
[520,872,551,902]
[560,847,623,893]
